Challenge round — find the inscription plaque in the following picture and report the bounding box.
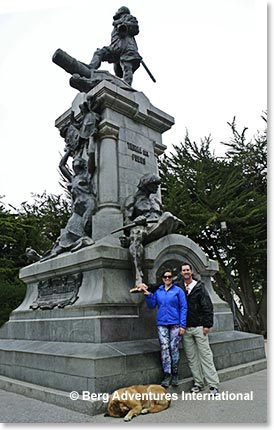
[30,273,83,310]
[127,142,149,165]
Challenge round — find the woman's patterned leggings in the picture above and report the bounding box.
[157,324,182,375]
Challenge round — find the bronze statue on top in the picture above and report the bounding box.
[52,6,155,90]
[89,6,142,86]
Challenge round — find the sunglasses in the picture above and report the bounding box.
[163,275,172,279]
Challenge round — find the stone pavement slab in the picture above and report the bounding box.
[0,369,267,424]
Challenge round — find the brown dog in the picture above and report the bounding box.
[105,384,171,421]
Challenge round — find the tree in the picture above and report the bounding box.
[0,193,70,326]
[159,116,267,335]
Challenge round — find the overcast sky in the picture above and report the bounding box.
[0,0,267,208]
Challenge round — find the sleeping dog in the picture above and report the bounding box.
[105,384,171,421]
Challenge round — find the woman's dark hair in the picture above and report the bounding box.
[162,268,173,278]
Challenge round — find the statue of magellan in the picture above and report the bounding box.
[52,6,156,89]
[89,6,142,86]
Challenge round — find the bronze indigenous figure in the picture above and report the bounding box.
[40,152,96,261]
[30,95,99,262]
[60,121,81,158]
[69,95,100,176]
[118,174,184,288]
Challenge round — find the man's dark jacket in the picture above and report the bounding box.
[179,280,214,328]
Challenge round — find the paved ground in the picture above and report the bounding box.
[0,369,267,424]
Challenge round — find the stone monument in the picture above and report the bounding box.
[0,6,266,416]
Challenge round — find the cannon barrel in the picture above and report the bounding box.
[52,48,91,78]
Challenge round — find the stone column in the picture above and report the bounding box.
[92,119,123,240]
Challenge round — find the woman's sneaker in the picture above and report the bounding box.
[161,373,172,388]
[171,374,179,386]
[190,384,203,393]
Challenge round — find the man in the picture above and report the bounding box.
[89,6,142,85]
[180,262,220,395]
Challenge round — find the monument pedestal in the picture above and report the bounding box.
[0,80,266,415]
[0,234,266,414]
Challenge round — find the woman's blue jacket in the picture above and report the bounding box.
[145,284,188,328]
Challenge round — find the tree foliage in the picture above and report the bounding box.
[0,193,70,326]
[159,115,267,335]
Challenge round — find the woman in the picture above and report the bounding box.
[139,270,188,387]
